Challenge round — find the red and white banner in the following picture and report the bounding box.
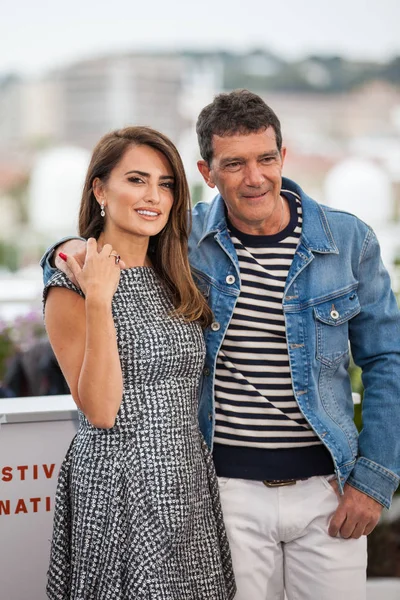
[0,396,77,600]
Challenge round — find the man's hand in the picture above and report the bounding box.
[54,240,87,286]
[328,482,383,539]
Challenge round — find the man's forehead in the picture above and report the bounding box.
[211,127,278,159]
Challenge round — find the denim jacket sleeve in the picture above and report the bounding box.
[347,227,400,508]
[39,236,85,285]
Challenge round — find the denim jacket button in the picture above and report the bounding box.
[211,322,221,331]
[330,310,339,320]
[226,275,235,284]
[203,367,210,376]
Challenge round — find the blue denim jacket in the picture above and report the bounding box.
[41,177,400,508]
[188,177,400,509]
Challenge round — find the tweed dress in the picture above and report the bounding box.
[44,268,236,600]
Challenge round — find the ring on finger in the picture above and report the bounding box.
[109,251,121,264]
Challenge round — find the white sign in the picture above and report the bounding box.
[0,396,78,600]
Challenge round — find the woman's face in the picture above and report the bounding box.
[95,144,175,239]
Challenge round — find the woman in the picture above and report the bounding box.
[44,126,236,599]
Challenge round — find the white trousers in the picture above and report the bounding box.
[218,476,367,600]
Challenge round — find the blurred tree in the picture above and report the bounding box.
[191,183,204,206]
[0,320,15,380]
[0,241,19,271]
[8,175,30,225]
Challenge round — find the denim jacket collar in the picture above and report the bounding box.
[197,192,228,245]
[198,177,339,255]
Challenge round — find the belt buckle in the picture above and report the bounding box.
[263,479,297,487]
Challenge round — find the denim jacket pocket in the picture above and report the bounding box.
[191,268,211,300]
[314,291,361,367]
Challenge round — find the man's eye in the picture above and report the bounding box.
[225,162,241,170]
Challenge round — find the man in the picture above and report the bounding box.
[42,90,400,599]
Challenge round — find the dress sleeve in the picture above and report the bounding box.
[43,270,85,310]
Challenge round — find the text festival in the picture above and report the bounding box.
[0,464,56,516]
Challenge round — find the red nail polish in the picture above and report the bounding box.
[59,252,67,262]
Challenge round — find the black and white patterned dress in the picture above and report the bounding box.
[44,268,235,600]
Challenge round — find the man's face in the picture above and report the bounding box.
[197,127,286,234]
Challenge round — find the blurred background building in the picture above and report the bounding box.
[1,49,400,286]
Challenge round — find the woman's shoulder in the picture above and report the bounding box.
[43,270,84,304]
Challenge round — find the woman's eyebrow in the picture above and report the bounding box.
[124,170,174,181]
[124,169,149,177]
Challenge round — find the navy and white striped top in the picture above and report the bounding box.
[213,191,334,480]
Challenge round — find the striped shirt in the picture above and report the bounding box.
[213,191,333,480]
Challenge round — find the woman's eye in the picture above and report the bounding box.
[128,177,143,184]
[161,182,175,190]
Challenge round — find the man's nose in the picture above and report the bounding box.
[244,164,264,187]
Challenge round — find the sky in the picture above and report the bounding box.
[1,0,400,77]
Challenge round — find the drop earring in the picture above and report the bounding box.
[100,201,105,217]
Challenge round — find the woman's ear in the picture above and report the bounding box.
[92,177,105,203]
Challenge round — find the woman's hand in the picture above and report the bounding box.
[61,238,125,302]
[54,239,87,286]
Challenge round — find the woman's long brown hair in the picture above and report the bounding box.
[79,126,212,327]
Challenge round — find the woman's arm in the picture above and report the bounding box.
[45,240,123,428]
